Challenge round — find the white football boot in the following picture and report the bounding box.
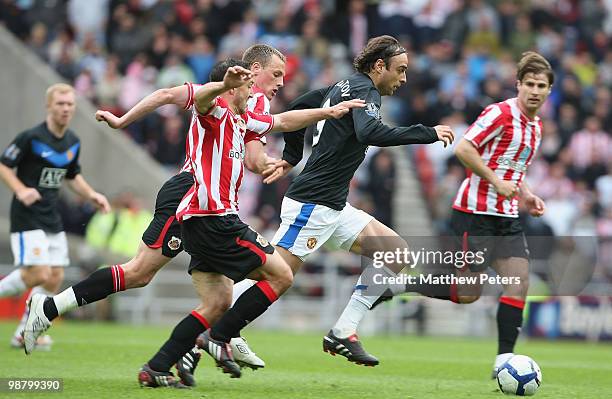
[22,293,52,354]
[230,337,265,369]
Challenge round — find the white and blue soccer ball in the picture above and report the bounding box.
[496,355,542,396]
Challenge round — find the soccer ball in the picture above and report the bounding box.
[496,355,542,396]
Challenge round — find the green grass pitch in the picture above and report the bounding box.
[1,321,611,398]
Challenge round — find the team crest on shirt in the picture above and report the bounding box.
[306,237,317,249]
[256,234,269,247]
[33,247,41,256]
[365,103,381,120]
[167,236,182,251]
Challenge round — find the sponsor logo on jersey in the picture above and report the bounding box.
[38,167,67,188]
[365,103,381,120]
[33,247,41,256]
[167,236,182,251]
[307,237,317,249]
[495,156,527,172]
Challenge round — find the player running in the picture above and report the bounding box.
[20,45,285,374]
[212,35,454,370]
[0,83,110,350]
[304,50,553,370]
[137,59,365,388]
[450,51,553,378]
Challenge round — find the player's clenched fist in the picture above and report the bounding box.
[223,66,253,89]
[494,180,518,199]
[16,187,41,206]
[95,110,123,129]
[433,125,455,147]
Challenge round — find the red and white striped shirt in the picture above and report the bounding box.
[247,85,271,114]
[246,85,270,145]
[179,83,269,173]
[179,82,270,173]
[453,98,542,218]
[176,95,274,220]
[179,82,202,174]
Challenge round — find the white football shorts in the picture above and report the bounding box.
[10,229,69,267]
[271,196,374,260]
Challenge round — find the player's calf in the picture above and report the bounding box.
[21,266,52,288]
[121,246,170,289]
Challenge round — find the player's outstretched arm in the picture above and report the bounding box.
[272,86,332,180]
[269,99,365,133]
[454,139,517,200]
[95,85,192,129]
[193,66,253,115]
[353,102,451,147]
[0,163,41,206]
[66,174,111,213]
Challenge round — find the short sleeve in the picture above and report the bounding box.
[464,104,505,148]
[245,111,274,133]
[194,96,226,119]
[65,141,81,179]
[1,131,30,168]
[247,93,271,115]
[183,82,205,110]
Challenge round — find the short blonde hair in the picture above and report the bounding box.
[242,44,286,67]
[46,83,75,105]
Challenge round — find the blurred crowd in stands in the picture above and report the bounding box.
[1,0,610,252]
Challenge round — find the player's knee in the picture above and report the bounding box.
[278,266,294,289]
[24,266,51,286]
[49,268,64,284]
[455,281,483,303]
[457,294,481,304]
[269,265,293,292]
